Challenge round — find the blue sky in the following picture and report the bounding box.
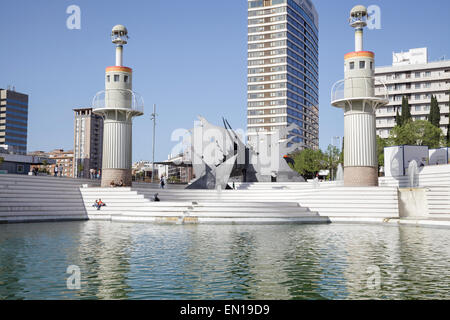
[1,0,449,162]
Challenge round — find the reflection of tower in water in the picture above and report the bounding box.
[76,222,132,299]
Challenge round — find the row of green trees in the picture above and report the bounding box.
[396,95,442,127]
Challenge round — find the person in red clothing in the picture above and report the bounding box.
[97,199,106,210]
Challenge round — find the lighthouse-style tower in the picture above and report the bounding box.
[93,25,143,187]
[331,5,388,186]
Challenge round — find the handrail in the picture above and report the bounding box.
[92,89,144,113]
[331,78,388,104]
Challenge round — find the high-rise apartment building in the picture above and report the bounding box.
[375,48,450,138]
[0,88,28,154]
[73,108,104,178]
[247,0,319,149]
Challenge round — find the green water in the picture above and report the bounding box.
[0,221,449,300]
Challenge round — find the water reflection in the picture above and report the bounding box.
[1,222,450,300]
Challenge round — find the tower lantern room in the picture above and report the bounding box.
[349,5,368,52]
[111,24,128,67]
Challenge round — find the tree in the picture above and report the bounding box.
[401,96,412,125]
[290,148,325,180]
[447,93,450,146]
[324,145,341,180]
[376,136,388,168]
[339,137,344,164]
[447,121,450,147]
[0,156,4,168]
[395,107,402,127]
[388,120,443,149]
[428,95,441,128]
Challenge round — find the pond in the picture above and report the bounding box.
[1,221,449,299]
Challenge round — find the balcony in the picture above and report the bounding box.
[331,78,389,110]
[92,89,144,117]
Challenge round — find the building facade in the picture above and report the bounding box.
[73,108,104,178]
[247,0,319,149]
[0,88,28,154]
[375,48,450,138]
[29,149,74,177]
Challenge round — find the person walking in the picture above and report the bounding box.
[54,165,58,177]
[160,175,165,189]
[59,165,63,177]
[97,169,101,180]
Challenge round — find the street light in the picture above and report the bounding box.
[150,104,158,183]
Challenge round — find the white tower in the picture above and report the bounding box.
[93,25,144,187]
[331,6,388,186]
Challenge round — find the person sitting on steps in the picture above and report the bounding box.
[96,199,106,210]
[153,193,160,202]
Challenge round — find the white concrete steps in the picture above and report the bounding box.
[0,174,99,186]
[0,174,90,223]
[135,185,400,219]
[426,186,450,216]
[81,187,325,224]
[234,181,342,190]
[379,165,450,188]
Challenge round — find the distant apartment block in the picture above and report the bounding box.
[29,149,74,177]
[247,0,319,149]
[73,108,104,178]
[0,88,28,154]
[375,48,450,139]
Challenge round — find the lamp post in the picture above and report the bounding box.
[151,104,157,183]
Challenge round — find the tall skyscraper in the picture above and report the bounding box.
[0,88,28,154]
[247,0,319,149]
[73,107,104,178]
[375,48,450,138]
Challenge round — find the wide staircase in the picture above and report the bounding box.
[426,186,450,219]
[234,181,342,190]
[133,184,400,220]
[379,164,450,188]
[0,174,99,223]
[81,187,326,224]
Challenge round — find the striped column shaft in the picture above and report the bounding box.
[344,111,377,167]
[102,120,132,169]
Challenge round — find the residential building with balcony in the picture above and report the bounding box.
[375,48,450,138]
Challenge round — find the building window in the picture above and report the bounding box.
[359,61,366,69]
[370,62,373,70]
[415,72,421,78]
[124,75,129,83]
[107,75,110,82]
[16,164,24,173]
[349,62,355,70]
[114,75,119,82]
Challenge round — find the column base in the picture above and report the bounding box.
[101,169,132,188]
[344,166,378,187]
